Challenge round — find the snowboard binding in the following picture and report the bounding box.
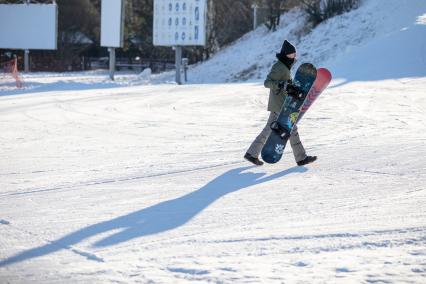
[270,121,291,140]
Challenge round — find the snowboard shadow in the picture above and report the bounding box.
[0,165,307,266]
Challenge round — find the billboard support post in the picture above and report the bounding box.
[109,47,116,81]
[24,49,30,72]
[175,46,182,85]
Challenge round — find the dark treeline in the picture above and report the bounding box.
[0,0,358,72]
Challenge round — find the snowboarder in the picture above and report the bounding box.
[244,40,317,166]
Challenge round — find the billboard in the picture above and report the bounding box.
[153,0,207,46]
[0,4,58,50]
[101,0,125,48]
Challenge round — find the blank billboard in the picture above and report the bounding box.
[101,0,125,48]
[153,0,207,46]
[0,4,57,50]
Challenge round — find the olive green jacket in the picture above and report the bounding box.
[264,60,291,113]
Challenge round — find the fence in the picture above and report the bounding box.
[86,57,175,73]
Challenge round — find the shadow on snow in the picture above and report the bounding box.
[0,165,307,266]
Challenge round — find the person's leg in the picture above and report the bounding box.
[246,112,278,158]
[289,124,307,163]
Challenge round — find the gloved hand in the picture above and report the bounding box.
[277,79,292,90]
[286,83,303,99]
[277,80,286,90]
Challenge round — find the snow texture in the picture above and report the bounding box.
[1,0,426,283]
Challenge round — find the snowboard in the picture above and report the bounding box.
[294,67,332,126]
[261,63,317,164]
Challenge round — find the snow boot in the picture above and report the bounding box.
[244,153,264,166]
[297,155,317,166]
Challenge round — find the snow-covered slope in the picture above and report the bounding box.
[188,0,426,84]
[1,76,426,284]
[1,0,426,283]
[324,0,426,82]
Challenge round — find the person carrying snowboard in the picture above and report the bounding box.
[244,40,317,166]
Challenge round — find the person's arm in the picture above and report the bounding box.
[264,63,282,89]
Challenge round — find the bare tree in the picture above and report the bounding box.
[253,0,287,31]
[301,0,360,26]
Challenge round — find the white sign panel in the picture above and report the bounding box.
[0,4,57,50]
[101,0,125,48]
[153,0,207,46]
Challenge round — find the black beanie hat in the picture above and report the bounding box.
[280,40,296,55]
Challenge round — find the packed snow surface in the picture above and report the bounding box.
[1,0,426,283]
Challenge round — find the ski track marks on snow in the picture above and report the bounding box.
[0,160,245,197]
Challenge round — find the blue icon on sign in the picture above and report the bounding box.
[195,7,199,21]
[195,26,199,39]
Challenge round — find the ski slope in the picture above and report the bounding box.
[1,0,426,283]
[1,75,425,283]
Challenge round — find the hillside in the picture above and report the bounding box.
[187,0,426,83]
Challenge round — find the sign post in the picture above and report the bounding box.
[24,50,30,72]
[175,46,182,84]
[108,48,116,81]
[153,0,207,84]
